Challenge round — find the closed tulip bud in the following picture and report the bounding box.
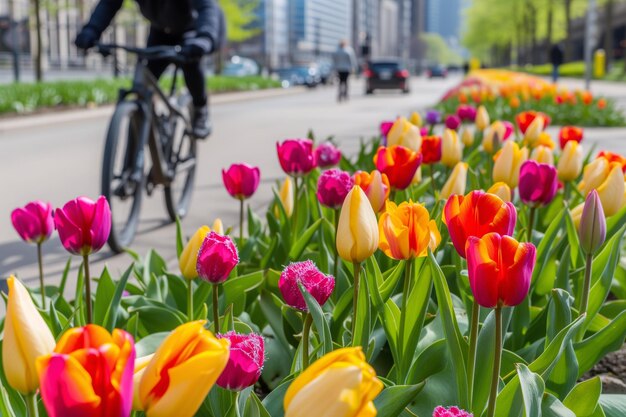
[179,225,211,279]
[353,170,390,213]
[196,232,239,284]
[433,406,473,417]
[559,126,583,149]
[488,182,512,203]
[426,110,441,125]
[11,200,54,244]
[374,145,422,190]
[441,162,469,200]
[3,276,55,394]
[387,117,422,151]
[337,186,379,263]
[523,116,545,145]
[217,332,265,391]
[139,321,230,417]
[518,161,558,207]
[493,141,529,188]
[558,141,584,182]
[445,115,462,131]
[316,169,354,209]
[531,145,554,165]
[279,260,335,310]
[379,200,441,259]
[37,325,135,417]
[284,347,383,417]
[482,121,511,154]
[516,111,551,135]
[461,127,474,147]
[315,142,342,168]
[277,139,317,177]
[578,190,606,255]
[132,354,154,411]
[466,233,536,308]
[222,163,261,200]
[441,129,462,168]
[410,111,423,127]
[412,166,423,185]
[421,135,442,164]
[457,104,477,123]
[278,177,294,217]
[212,218,225,235]
[597,151,626,172]
[596,163,626,216]
[54,196,111,255]
[578,157,610,196]
[475,105,490,131]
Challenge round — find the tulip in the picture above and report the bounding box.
[420,126,429,137]
[217,332,265,391]
[387,117,422,152]
[315,142,342,168]
[279,260,335,311]
[410,111,423,126]
[558,140,584,182]
[283,347,383,417]
[457,104,477,123]
[222,163,261,200]
[443,190,517,258]
[138,321,230,417]
[595,163,626,216]
[518,161,558,207]
[37,324,135,417]
[278,177,294,217]
[475,105,490,131]
[441,162,468,200]
[380,121,394,139]
[353,170,390,213]
[482,121,512,154]
[516,111,551,134]
[316,169,354,210]
[337,186,379,264]
[11,200,53,244]
[277,139,317,177]
[441,129,462,168]
[55,195,111,256]
[445,115,462,131]
[3,276,55,395]
[132,354,153,411]
[488,182,512,202]
[597,151,626,172]
[374,145,422,190]
[179,225,211,280]
[523,116,545,145]
[433,406,473,417]
[578,190,606,256]
[426,110,441,125]
[559,126,583,149]
[530,145,554,165]
[212,218,224,235]
[578,157,611,197]
[421,135,442,164]
[493,140,528,188]
[535,132,556,149]
[461,127,474,147]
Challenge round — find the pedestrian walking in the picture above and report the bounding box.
[333,40,357,102]
[550,44,564,83]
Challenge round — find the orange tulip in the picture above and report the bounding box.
[353,170,390,213]
[374,145,422,190]
[597,151,626,172]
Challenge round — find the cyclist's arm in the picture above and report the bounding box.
[83,0,125,37]
[192,0,220,48]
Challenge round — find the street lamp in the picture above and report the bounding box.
[584,0,597,90]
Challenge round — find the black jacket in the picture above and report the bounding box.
[84,0,221,43]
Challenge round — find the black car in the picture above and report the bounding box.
[364,59,410,94]
[426,64,448,78]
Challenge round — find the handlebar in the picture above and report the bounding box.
[94,43,193,64]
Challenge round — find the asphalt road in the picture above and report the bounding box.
[0,76,461,289]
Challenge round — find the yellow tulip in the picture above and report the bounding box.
[441,162,469,200]
[475,105,490,131]
[487,182,512,202]
[523,116,545,145]
[570,203,584,228]
[535,132,556,149]
[412,166,422,185]
[441,128,462,168]
[211,219,224,235]
[279,177,294,217]
[493,140,528,188]
[2,276,55,394]
[531,145,554,165]
[139,321,230,417]
[558,141,584,182]
[133,354,154,411]
[179,225,211,280]
[337,186,379,263]
[596,164,626,216]
[482,121,505,154]
[284,347,383,417]
[461,127,474,147]
[409,111,423,127]
[578,157,610,196]
[387,117,422,152]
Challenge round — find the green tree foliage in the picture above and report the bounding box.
[218,0,261,43]
[419,33,463,65]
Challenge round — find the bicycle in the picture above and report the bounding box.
[96,43,199,253]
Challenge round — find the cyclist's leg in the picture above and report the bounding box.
[146,26,174,79]
[180,31,210,138]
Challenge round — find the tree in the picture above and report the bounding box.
[31,0,43,81]
[218,0,261,43]
[419,33,463,66]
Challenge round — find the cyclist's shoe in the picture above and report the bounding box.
[192,104,212,139]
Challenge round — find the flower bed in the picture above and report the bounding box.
[3,100,626,417]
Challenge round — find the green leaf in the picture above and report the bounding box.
[531,208,565,288]
[542,394,576,417]
[175,216,184,258]
[135,332,169,357]
[259,290,292,351]
[564,377,602,417]
[373,383,425,417]
[103,266,133,332]
[299,283,333,355]
[575,310,626,378]
[0,383,17,417]
[600,395,626,417]
[58,257,72,297]
[353,264,372,353]
[262,377,291,417]
[223,270,264,307]
[517,364,545,417]
[288,218,322,260]
[244,392,272,417]
[406,339,446,384]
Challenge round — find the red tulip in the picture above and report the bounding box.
[445,115,462,131]
[466,233,536,308]
[54,196,111,255]
[515,111,551,134]
[597,151,626,172]
[421,135,442,164]
[443,190,517,258]
[518,160,558,207]
[222,163,261,200]
[279,260,335,311]
[216,332,265,391]
[558,126,583,149]
[277,139,317,176]
[316,169,354,209]
[196,232,239,284]
[374,145,422,190]
[380,121,394,138]
[456,105,477,122]
[315,142,342,168]
[11,200,54,244]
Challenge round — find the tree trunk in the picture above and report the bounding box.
[547,0,553,63]
[564,0,572,61]
[530,3,537,64]
[605,0,613,70]
[31,0,43,81]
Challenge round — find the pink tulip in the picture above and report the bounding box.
[196,232,239,284]
[222,163,261,200]
[502,121,514,140]
[276,139,317,176]
[279,260,335,311]
[216,332,265,391]
[11,200,54,244]
[456,105,477,122]
[518,160,558,207]
[314,142,342,168]
[420,126,429,137]
[316,169,354,209]
[380,121,394,138]
[433,406,473,417]
[445,115,461,131]
[54,196,111,255]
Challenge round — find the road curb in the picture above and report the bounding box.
[0,86,306,132]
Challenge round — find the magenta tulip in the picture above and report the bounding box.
[445,115,461,131]
[279,260,335,311]
[456,105,477,122]
[54,196,111,256]
[316,169,354,209]
[380,121,394,138]
[502,121,514,140]
[315,142,342,168]
[276,139,317,176]
[420,126,429,137]
[11,200,54,244]
[222,163,261,200]
[196,232,239,284]
[433,406,473,417]
[518,160,558,207]
[216,332,265,391]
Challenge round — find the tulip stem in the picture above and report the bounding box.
[398,259,412,382]
[333,209,340,280]
[239,199,245,247]
[25,393,38,417]
[213,284,220,333]
[292,177,300,234]
[302,312,313,369]
[187,279,194,321]
[83,254,92,324]
[563,181,571,205]
[232,390,242,417]
[467,300,480,409]
[577,253,593,341]
[351,262,361,345]
[429,165,437,199]
[37,242,45,309]
[486,305,503,417]
[527,207,536,243]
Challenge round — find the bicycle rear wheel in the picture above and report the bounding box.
[102,101,145,253]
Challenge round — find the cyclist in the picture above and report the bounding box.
[332,40,357,103]
[75,0,224,138]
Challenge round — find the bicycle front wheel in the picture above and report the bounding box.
[102,101,145,253]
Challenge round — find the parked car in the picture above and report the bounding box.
[364,59,410,94]
[275,66,321,88]
[223,56,260,77]
[426,64,448,78]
